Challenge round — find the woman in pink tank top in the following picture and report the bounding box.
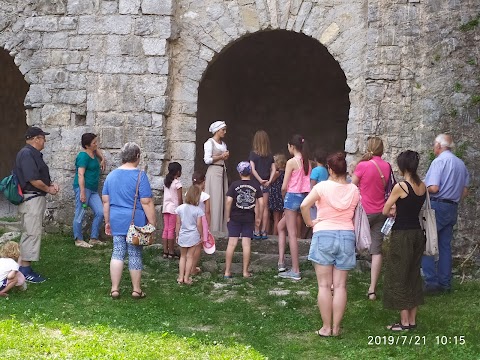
[277,134,311,281]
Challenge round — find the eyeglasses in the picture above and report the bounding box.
[35,136,46,141]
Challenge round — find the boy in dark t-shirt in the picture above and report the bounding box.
[224,161,263,278]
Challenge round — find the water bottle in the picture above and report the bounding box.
[74,203,88,224]
[381,217,395,235]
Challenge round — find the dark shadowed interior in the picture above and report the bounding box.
[196,30,350,182]
[0,48,29,178]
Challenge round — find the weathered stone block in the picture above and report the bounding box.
[67,0,98,15]
[240,6,260,32]
[134,76,168,97]
[100,127,124,149]
[134,16,172,38]
[127,113,152,127]
[168,116,197,142]
[87,91,119,112]
[69,35,90,50]
[141,0,173,15]
[24,16,58,31]
[119,93,145,112]
[170,142,195,160]
[142,38,167,56]
[78,16,133,35]
[50,50,86,65]
[145,96,167,113]
[119,0,141,14]
[101,0,118,14]
[25,85,52,105]
[59,17,78,30]
[96,112,127,127]
[152,113,164,127]
[89,56,147,74]
[55,90,87,105]
[42,105,71,126]
[42,32,69,49]
[147,58,169,74]
[25,108,42,126]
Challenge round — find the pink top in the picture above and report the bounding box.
[287,156,311,193]
[163,178,182,214]
[312,180,360,232]
[353,156,391,214]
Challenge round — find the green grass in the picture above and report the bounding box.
[1,234,479,359]
[0,216,18,223]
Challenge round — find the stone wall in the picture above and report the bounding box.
[0,0,478,257]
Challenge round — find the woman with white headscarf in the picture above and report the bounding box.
[204,121,229,233]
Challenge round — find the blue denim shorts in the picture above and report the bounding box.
[283,192,307,212]
[308,230,356,270]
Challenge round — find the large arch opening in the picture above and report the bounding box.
[0,49,29,178]
[195,30,350,181]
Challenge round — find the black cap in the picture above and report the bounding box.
[25,126,50,139]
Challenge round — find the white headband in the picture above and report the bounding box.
[209,121,226,134]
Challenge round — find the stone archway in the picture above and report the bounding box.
[195,30,350,180]
[0,48,29,178]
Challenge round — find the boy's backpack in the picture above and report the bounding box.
[0,172,24,205]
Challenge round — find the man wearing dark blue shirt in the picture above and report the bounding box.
[15,127,59,283]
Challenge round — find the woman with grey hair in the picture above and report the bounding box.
[102,142,156,299]
[203,121,229,233]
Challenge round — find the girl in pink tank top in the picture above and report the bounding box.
[277,134,311,281]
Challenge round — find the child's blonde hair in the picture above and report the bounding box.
[0,241,20,260]
[184,185,201,206]
[252,130,271,157]
[274,153,287,170]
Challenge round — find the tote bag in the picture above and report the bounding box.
[419,190,438,256]
[354,202,371,252]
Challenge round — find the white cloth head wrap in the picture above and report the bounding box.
[209,121,227,134]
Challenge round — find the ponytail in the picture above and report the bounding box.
[164,162,182,188]
[360,137,384,162]
[289,134,310,175]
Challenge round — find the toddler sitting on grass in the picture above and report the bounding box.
[0,241,26,297]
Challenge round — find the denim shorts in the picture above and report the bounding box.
[260,185,270,194]
[227,220,254,238]
[283,192,307,212]
[308,230,356,270]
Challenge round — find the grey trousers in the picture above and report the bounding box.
[18,195,46,262]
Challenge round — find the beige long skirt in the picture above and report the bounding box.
[205,165,228,233]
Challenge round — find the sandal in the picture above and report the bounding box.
[110,290,120,299]
[191,267,202,275]
[367,292,377,300]
[315,329,331,337]
[386,322,409,331]
[89,239,107,246]
[75,240,93,248]
[163,252,169,259]
[132,290,146,299]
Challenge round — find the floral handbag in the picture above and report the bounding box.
[126,171,155,246]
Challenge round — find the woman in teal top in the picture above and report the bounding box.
[73,133,106,248]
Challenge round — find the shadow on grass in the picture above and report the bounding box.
[1,234,479,359]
